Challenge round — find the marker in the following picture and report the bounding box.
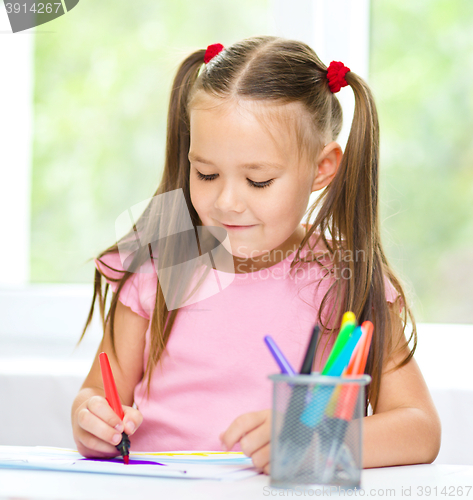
[325,321,368,417]
[341,311,356,329]
[322,318,356,374]
[264,336,297,376]
[279,317,366,481]
[324,326,364,378]
[99,352,130,464]
[299,325,320,375]
[320,321,373,482]
[278,325,320,442]
[348,321,373,377]
[335,321,373,421]
[276,325,320,479]
[299,325,363,428]
[320,320,356,418]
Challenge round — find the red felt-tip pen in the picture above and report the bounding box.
[99,352,130,464]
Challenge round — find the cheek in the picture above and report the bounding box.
[190,178,211,219]
[266,181,307,221]
[289,176,313,213]
[189,176,202,208]
[267,189,309,232]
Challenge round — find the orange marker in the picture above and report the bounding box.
[99,352,130,464]
[319,321,373,481]
[335,321,373,420]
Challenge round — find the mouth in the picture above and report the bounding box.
[221,223,257,231]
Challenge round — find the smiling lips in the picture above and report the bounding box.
[221,223,256,230]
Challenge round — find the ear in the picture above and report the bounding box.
[311,142,343,192]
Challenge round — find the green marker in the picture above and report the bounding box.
[322,319,356,375]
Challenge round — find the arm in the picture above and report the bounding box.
[363,300,441,467]
[71,297,149,458]
[220,300,441,473]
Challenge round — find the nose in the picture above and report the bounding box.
[214,181,245,214]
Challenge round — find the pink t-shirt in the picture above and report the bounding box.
[95,231,399,452]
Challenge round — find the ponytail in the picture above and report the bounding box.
[161,50,206,196]
[300,70,416,412]
[143,49,213,391]
[81,49,208,393]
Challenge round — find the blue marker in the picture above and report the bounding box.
[264,335,297,376]
[299,326,363,428]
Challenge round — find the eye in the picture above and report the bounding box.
[196,170,218,181]
[248,179,274,189]
[195,169,274,189]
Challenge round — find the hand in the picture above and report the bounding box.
[73,394,143,458]
[219,409,271,475]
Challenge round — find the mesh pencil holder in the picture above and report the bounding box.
[269,373,371,489]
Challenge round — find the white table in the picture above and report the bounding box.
[1,462,473,499]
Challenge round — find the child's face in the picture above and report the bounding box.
[188,96,318,269]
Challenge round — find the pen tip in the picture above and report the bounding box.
[123,455,129,465]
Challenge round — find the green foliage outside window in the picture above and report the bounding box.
[31,0,270,283]
[371,0,473,323]
[31,0,473,323]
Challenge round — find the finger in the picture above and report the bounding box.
[263,463,271,475]
[76,430,122,457]
[122,406,143,436]
[87,396,124,432]
[221,411,267,451]
[248,443,270,471]
[239,422,270,458]
[77,407,124,447]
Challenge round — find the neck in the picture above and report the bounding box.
[231,225,306,274]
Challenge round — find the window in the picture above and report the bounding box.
[1,0,470,355]
[371,0,473,323]
[29,0,272,284]
[0,0,271,354]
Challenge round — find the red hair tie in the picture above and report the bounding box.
[204,43,224,64]
[327,61,350,93]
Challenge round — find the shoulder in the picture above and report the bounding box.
[95,251,156,320]
[95,251,127,282]
[383,275,401,304]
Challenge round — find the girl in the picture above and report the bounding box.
[72,36,441,474]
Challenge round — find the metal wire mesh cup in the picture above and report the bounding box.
[269,373,371,489]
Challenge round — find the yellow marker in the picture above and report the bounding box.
[341,311,356,328]
[325,370,346,417]
[135,451,245,457]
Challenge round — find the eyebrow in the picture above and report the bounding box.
[188,152,285,171]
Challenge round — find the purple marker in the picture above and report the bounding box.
[264,336,297,376]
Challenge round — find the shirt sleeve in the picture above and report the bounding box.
[383,274,404,313]
[95,252,152,320]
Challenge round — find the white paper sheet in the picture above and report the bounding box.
[0,446,259,481]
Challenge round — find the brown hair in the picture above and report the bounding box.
[81,36,416,412]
